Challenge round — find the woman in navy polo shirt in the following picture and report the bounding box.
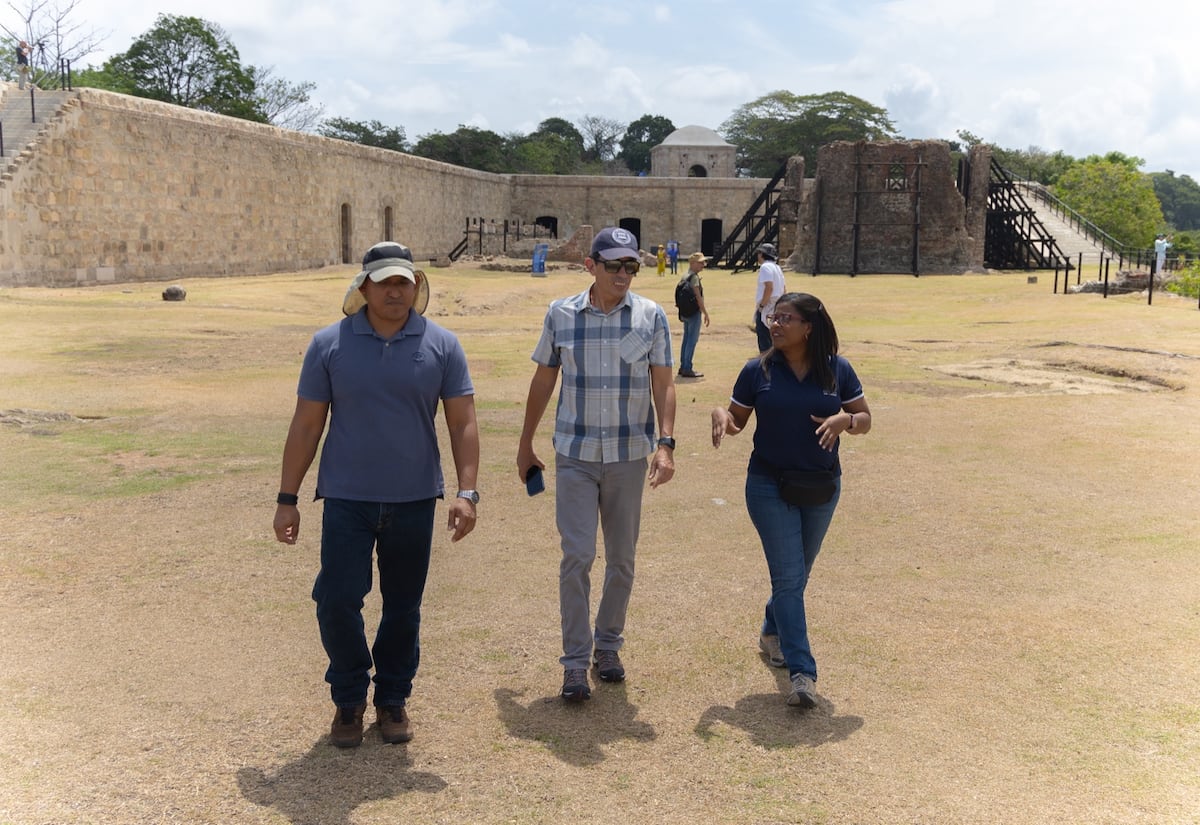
[711,292,872,708]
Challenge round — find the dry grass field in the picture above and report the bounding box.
[1,261,1198,825]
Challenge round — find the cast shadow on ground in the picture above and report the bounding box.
[495,685,656,766]
[237,735,446,825]
[694,668,864,748]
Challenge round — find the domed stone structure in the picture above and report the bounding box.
[650,125,737,178]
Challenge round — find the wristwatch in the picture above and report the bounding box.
[456,489,480,504]
[656,436,676,450]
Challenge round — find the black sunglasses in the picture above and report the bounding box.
[600,259,640,275]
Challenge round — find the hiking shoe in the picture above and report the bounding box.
[593,648,625,683]
[561,668,592,702]
[787,673,818,708]
[330,702,366,748]
[377,705,413,744]
[759,633,786,668]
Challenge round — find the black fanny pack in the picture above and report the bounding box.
[759,457,839,507]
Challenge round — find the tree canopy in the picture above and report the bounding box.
[618,114,675,174]
[1149,170,1200,231]
[1054,156,1163,247]
[411,126,509,173]
[77,14,320,129]
[721,90,899,177]
[318,118,408,152]
[97,15,260,120]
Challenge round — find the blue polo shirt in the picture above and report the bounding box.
[731,352,863,477]
[297,309,474,503]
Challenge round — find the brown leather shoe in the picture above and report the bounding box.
[330,702,366,748]
[377,705,413,744]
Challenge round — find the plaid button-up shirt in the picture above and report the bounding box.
[531,286,673,463]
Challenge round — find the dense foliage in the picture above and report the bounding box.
[720,90,899,177]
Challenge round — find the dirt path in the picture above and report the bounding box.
[1,267,1198,824]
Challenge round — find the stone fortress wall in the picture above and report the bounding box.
[0,87,985,289]
[0,89,769,288]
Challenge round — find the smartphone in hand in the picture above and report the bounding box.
[525,466,545,496]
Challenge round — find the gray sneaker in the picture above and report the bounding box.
[561,668,591,702]
[593,648,626,683]
[758,634,786,668]
[787,672,818,708]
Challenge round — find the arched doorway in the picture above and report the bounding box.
[618,218,643,249]
[701,218,723,258]
[688,165,708,177]
[535,215,558,239]
[340,203,352,263]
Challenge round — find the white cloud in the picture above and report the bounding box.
[65,0,1200,174]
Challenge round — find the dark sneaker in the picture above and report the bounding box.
[330,702,366,748]
[677,369,704,378]
[561,668,592,702]
[758,633,786,668]
[787,673,818,708]
[593,648,626,683]
[377,705,412,744]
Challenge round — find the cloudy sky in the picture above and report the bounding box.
[42,0,1200,177]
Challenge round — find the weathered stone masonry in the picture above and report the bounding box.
[0,89,769,288]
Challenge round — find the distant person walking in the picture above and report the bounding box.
[676,251,710,378]
[656,244,667,277]
[16,40,31,90]
[1154,234,1172,275]
[753,243,786,352]
[667,242,679,275]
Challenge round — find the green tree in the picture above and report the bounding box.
[412,125,508,172]
[721,90,899,177]
[1054,156,1163,247]
[505,132,580,174]
[99,15,262,121]
[618,114,675,174]
[530,117,585,158]
[1149,170,1200,231]
[318,118,408,152]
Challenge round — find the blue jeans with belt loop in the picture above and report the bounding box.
[745,472,841,681]
[312,497,436,708]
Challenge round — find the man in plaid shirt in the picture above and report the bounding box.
[517,227,678,702]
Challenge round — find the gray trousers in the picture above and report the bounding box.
[555,454,647,669]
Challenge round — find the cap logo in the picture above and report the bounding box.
[611,228,635,246]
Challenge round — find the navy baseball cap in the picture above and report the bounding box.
[590,227,640,260]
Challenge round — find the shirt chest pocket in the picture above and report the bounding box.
[618,329,652,365]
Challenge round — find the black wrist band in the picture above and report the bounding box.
[277,492,299,506]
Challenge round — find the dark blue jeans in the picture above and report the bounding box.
[312,497,436,708]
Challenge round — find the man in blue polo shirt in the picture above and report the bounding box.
[517,226,677,702]
[273,241,480,748]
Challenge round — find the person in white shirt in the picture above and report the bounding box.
[753,243,786,352]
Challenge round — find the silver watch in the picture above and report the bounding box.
[456,489,480,504]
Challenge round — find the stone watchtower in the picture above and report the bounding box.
[649,125,737,178]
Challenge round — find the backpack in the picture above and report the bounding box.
[674,276,700,319]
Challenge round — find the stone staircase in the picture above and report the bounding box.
[0,84,79,180]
